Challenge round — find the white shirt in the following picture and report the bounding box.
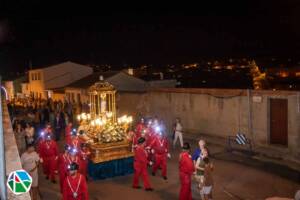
[21,152,40,172]
[175,123,183,132]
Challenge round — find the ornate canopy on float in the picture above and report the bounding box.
[77,76,133,163]
[88,79,117,123]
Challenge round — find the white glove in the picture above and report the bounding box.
[167,153,171,158]
[149,161,153,166]
[151,149,155,154]
[40,158,43,163]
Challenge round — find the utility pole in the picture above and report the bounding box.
[0,76,7,200]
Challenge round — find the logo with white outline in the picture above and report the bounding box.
[7,170,32,195]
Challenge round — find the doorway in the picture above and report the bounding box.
[269,98,288,146]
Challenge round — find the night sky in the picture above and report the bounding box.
[1,0,300,76]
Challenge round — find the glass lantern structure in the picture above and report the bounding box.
[88,80,117,123]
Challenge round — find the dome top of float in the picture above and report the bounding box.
[88,76,115,94]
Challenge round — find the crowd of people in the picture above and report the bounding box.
[130,117,214,200]
[10,95,214,200]
[9,98,90,200]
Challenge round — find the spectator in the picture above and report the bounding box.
[54,112,63,141]
[192,139,207,164]
[21,143,40,200]
[25,123,35,145]
[14,122,26,154]
[173,118,184,148]
[195,148,209,199]
[201,157,214,200]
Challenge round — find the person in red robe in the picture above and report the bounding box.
[58,144,71,192]
[135,118,145,135]
[65,122,73,142]
[43,123,53,136]
[132,127,145,151]
[67,132,81,150]
[179,142,195,200]
[39,135,59,183]
[150,131,170,180]
[132,137,153,191]
[79,143,90,180]
[67,147,81,171]
[63,162,88,200]
[36,131,46,154]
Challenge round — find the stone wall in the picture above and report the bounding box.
[117,88,300,160]
[2,103,31,200]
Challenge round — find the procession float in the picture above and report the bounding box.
[76,78,134,179]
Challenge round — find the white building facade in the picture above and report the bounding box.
[26,61,93,99]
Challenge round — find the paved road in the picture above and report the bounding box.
[37,141,299,200]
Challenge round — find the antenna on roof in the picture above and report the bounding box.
[99,75,104,81]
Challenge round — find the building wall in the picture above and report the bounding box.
[43,62,93,90]
[65,88,89,103]
[21,83,30,97]
[117,89,300,160]
[52,93,65,102]
[27,62,93,99]
[28,69,46,98]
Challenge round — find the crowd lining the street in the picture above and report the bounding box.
[7,98,300,200]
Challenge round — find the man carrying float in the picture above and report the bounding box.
[132,137,153,191]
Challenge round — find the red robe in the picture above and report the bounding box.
[63,173,88,200]
[58,153,69,192]
[36,138,45,154]
[145,128,155,162]
[79,150,90,178]
[65,125,72,141]
[66,137,81,150]
[132,133,141,151]
[179,152,195,200]
[150,137,169,177]
[136,123,145,135]
[39,140,59,181]
[132,145,151,189]
[44,127,53,135]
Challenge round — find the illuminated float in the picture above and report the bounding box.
[77,78,134,164]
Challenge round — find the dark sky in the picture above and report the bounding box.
[1,0,300,76]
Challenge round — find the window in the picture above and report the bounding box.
[37,73,41,80]
[31,73,34,81]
